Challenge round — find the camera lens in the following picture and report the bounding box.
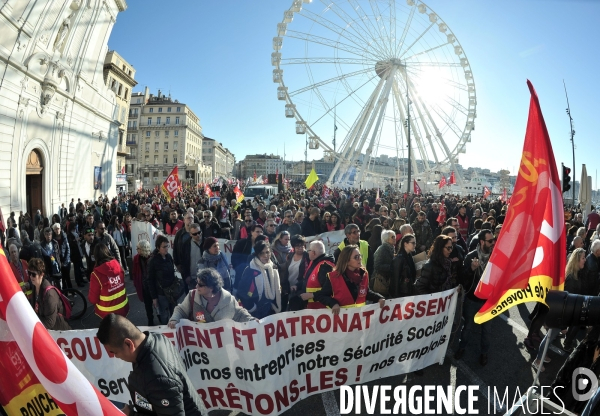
[546,290,600,329]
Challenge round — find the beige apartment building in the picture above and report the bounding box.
[126,88,211,189]
[202,137,235,179]
[103,50,137,191]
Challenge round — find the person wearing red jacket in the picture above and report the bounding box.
[88,243,129,319]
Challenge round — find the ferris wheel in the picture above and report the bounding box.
[272,0,476,189]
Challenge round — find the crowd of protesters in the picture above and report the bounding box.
[4,182,599,378]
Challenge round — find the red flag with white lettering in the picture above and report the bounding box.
[413,179,421,195]
[437,202,447,225]
[483,186,491,199]
[474,80,565,323]
[160,166,179,202]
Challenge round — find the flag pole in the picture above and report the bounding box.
[564,80,576,206]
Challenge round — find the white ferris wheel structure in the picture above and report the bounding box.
[272,0,476,190]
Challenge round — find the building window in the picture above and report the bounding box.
[149,108,154,113]
[157,117,161,125]
[133,121,137,129]
[164,142,169,150]
[145,143,149,151]
[155,131,159,137]
[154,142,159,151]
[145,155,149,164]
[124,88,129,100]
[158,107,162,113]
[154,155,158,164]
[132,134,136,140]
[175,117,180,125]
[173,156,178,164]
[146,131,150,137]
[166,117,170,125]
[147,117,152,126]
[164,156,168,164]
[165,130,169,138]
[174,130,179,137]
[173,141,178,150]
[168,107,171,112]
[177,107,181,112]
[137,98,141,104]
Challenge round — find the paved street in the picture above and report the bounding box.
[67,259,572,416]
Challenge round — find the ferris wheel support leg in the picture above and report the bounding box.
[357,67,397,186]
[330,75,387,186]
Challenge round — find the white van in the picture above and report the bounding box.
[244,185,278,204]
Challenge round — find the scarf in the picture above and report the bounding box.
[251,257,282,313]
[345,268,363,285]
[476,244,491,270]
[274,240,292,257]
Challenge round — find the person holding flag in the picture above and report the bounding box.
[454,229,496,366]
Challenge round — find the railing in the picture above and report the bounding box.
[125,154,137,159]
[126,140,137,146]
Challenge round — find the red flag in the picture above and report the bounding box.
[322,185,330,199]
[120,166,125,174]
[276,168,279,183]
[449,171,456,185]
[501,188,508,202]
[253,171,257,181]
[474,80,565,323]
[0,206,5,233]
[438,175,447,189]
[263,175,268,185]
[437,202,447,225]
[233,186,244,203]
[204,184,213,197]
[483,186,491,199]
[0,251,122,414]
[413,179,421,195]
[160,166,179,201]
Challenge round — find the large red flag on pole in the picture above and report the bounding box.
[0,250,122,415]
[482,186,491,199]
[474,81,565,323]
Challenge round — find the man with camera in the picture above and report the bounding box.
[454,229,496,366]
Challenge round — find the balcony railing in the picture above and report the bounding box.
[125,154,137,159]
[126,140,137,146]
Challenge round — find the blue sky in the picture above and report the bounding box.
[109,0,600,188]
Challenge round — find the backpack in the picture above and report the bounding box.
[44,286,72,320]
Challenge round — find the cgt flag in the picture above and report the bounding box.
[474,81,565,323]
[0,250,123,415]
[160,166,179,202]
[449,171,456,185]
[413,179,421,195]
[233,185,244,203]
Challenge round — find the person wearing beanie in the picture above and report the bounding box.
[197,236,232,292]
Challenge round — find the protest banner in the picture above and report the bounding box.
[50,289,458,414]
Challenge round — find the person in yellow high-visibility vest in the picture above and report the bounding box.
[333,223,373,276]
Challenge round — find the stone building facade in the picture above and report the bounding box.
[0,0,126,216]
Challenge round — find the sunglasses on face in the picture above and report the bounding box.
[191,232,201,236]
[27,271,39,277]
[485,238,496,243]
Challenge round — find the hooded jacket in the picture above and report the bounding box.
[88,259,129,318]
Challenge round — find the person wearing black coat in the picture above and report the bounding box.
[454,230,495,366]
[584,241,600,296]
[415,235,453,295]
[67,223,86,287]
[97,314,206,415]
[390,234,417,298]
[148,235,178,325]
[301,207,322,237]
[231,225,264,290]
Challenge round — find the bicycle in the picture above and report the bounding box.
[52,279,88,320]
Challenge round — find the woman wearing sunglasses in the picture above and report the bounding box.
[168,268,253,328]
[313,245,385,315]
[415,235,455,295]
[27,258,71,330]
